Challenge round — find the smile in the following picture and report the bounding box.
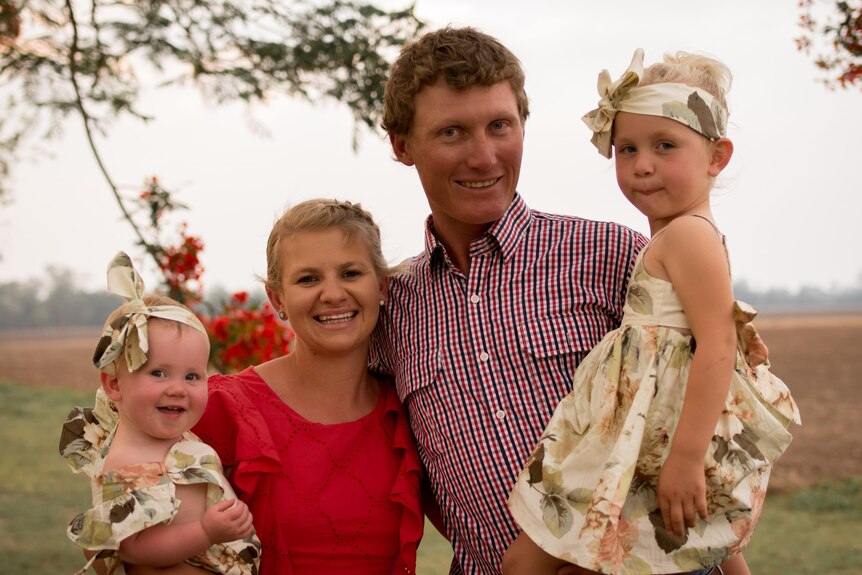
[158,406,186,414]
[459,177,500,189]
[316,311,357,325]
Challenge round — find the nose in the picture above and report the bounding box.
[466,133,495,169]
[633,152,654,177]
[319,277,347,302]
[165,377,188,396]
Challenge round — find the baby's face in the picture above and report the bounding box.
[113,321,210,444]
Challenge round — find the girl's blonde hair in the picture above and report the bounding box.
[641,51,732,112]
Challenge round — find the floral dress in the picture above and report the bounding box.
[60,389,262,575]
[508,237,801,574]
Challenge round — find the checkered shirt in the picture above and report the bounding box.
[370,194,646,575]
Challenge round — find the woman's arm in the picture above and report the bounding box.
[653,217,737,538]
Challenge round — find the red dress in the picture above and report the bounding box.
[192,368,423,575]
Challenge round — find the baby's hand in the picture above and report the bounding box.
[201,498,255,544]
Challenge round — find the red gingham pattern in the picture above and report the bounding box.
[371,195,646,575]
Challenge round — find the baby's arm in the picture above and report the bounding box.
[653,218,736,538]
[118,483,254,566]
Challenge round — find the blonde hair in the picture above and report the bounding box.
[264,198,389,295]
[640,51,732,112]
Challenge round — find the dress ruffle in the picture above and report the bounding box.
[60,390,262,575]
[380,377,425,574]
[198,368,424,575]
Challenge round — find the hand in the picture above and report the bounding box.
[657,452,708,538]
[201,498,255,544]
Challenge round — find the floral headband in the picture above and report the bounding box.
[582,48,728,158]
[93,251,207,375]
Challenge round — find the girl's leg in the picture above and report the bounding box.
[503,532,592,575]
[717,553,751,575]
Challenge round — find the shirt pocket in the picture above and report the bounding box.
[394,346,450,458]
[517,313,602,390]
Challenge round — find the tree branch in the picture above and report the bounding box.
[64,0,160,265]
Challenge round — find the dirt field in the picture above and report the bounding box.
[2,314,860,491]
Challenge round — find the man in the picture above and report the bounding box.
[371,26,645,574]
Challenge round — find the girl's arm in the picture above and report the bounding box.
[118,484,254,566]
[653,217,737,538]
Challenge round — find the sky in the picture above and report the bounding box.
[1,0,859,296]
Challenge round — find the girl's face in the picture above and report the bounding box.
[103,321,209,445]
[269,228,387,358]
[613,111,729,232]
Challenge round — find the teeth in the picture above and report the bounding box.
[317,312,356,324]
[461,178,497,188]
[159,406,184,412]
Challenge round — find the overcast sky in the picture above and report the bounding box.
[1,0,859,296]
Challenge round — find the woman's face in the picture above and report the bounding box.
[269,228,386,357]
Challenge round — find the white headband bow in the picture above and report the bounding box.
[582,48,728,158]
[93,252,207,375]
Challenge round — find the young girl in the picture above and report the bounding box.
[504,49,800,575]
[60,252,262,575]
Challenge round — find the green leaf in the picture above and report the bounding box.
[541,493,573,538]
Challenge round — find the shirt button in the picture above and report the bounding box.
[470,294,480,303]
[495,409,507,420]
[479,352,489,361]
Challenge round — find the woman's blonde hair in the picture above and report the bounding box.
[264,198,389,295]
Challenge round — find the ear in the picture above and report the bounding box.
[708,137,733,177]
[378,275,390,303]
[266,287,286,320]
[389,132,415,167]
[100,371,122,402]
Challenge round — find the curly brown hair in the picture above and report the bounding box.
[382,26,530,137]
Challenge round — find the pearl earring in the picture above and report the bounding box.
[379,299,385,306]
[278,311,286,320]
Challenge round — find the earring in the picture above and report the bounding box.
[379,299,385,306]
[278,311,287,320]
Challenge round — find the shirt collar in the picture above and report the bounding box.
[422,194,532,269]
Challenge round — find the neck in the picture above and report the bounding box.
[432,220,493,276]
[104,421,178,471]
[270,343,378,423]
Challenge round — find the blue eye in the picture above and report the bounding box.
[151,369,166,378]
[185,372,201,382]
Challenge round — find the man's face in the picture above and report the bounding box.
[391,78,524,245]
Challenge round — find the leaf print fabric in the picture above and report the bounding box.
[60,389,262,575]
[508,247,800,574]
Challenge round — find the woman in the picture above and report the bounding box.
[193,199,423,574]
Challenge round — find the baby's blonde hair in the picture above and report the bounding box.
[641,52,732,113]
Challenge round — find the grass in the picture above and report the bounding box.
[1,379,859,574]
